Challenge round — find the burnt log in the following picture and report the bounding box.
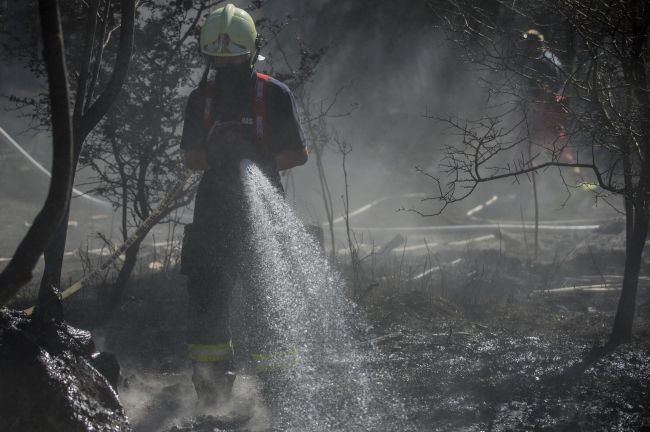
[0,309,129,431]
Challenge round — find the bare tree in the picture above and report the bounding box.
[38,0,136,301]
[426,0,650,349]
[297,92,340,259]
[335,136,361,293]
[1,0,136,302]
[0,0,73,306]
[79,0,219,315]
[263,32,356,259]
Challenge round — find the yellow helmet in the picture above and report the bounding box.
[199,4,257,65]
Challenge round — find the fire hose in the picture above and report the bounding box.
[23,171,196,315]
[0,126,111,207]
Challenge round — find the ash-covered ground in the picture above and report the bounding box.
[54,218,650,431]
[57,255,650,432]
[3,159,649,431]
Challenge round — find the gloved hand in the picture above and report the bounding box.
[206,132,273,173]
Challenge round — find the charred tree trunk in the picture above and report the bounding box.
[607,22,650,347]
[526,138,539,261]
[0,0,73,305]
[108,237,143,315]
[38,0,135,298]
[532,170,539,260]
[105,142,152,317]
[607,200,649,347]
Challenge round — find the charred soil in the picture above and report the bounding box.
[55,247,650,431]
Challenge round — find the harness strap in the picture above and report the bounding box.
[202,73,269,149]
[254,72,269,150]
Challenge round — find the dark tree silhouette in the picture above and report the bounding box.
[427,0,650,349]
[0,0,73,305]
[79,0,220,316]
[38,0,136,305]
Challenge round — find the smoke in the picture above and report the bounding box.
[1,0,493,258]
[118,369,270,432]
[250,0,488,227]
[251,0,615,243]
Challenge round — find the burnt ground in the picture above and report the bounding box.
[362,289,650,431]
[48,249,650,432]
[3,167,650,430]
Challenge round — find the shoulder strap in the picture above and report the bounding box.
[253,72,269,149]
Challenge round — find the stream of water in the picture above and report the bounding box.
[239,160,411,432]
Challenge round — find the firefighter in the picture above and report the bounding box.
[521,29,563,102]
[520,29,574,165]
[179,4,308,408]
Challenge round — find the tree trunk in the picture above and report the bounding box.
[38,0,135,297]
[313,144,336,260]
[0,0,73,305]
[39,130,87,293]
[526,140,540,261]
[532,170,539,260]
[607,201,649,348]
[107,238,143,316]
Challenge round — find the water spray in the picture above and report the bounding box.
[238,159,412,431]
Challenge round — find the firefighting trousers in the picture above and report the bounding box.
[182,175,297,376]
[184,228,298,374]
[185,251,236,367]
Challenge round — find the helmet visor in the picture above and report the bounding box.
[202,33,250,56]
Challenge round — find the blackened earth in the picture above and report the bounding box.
[57,264,650,432]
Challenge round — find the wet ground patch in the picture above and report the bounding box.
[54,263,650,430]
[37,224,648,432]
[360,285,650,431]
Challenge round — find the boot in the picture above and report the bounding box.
[192,362,236,409]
